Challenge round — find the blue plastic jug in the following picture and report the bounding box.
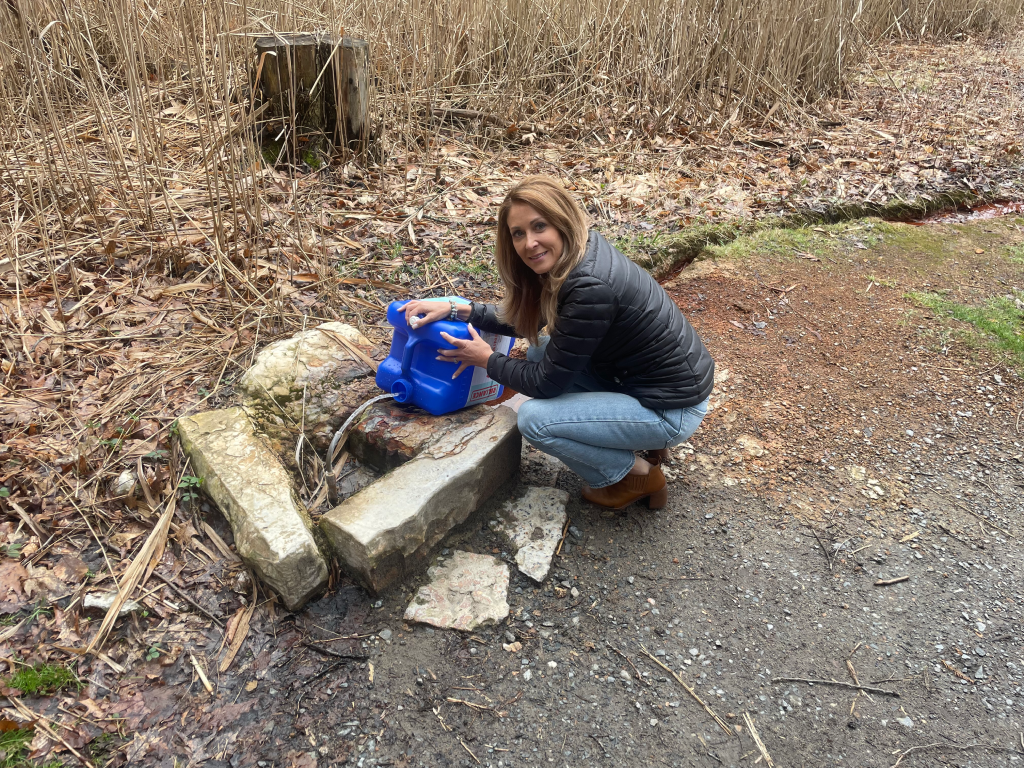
[376,298,514,416]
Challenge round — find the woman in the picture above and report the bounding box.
[401,176,714,509]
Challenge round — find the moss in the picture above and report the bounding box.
[6,662,82,696]
[1007,243,1024,264]
[645,189,993,275]
[908,290,1024,371]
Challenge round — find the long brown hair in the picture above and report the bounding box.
[495,176,589,345]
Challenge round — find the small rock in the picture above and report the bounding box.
[975,647,986,657]
[570,587,580,599]
[655,649,666,657]
[619,670,631,682]
[569,526,583,540]
[503,642,522,653]
[547,661,558,669]
[403,551,510,631]
[378,628,393,642]
[976,621,987,633]
[975,665,985,680]
[897,716,913,728]
[83,592,140,617]
[505,631,516,643]
[627,576,635,584]
[112,469,136,497]
[523,669,532,681]
[689,648,700,657]
[650,718,658,727]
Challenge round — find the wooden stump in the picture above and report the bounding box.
[254,33,370,158]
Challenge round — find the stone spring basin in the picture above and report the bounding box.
[176,322,522,610]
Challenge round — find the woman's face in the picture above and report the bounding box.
[507,202,563,275]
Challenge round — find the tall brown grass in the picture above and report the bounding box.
[0,0,1020,275]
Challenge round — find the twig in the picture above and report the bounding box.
[743,712,774,768]
[874,575,910,586]
[152,571,225,627]
[640,645,732,735]
[554,517,571,557]
[772,677,899,697]
[610,645,651,686]
[303,642,369,661]
[189,652,214,694]
[891,742,1024,768]
[459,737,481,764]
[10,697,96,768]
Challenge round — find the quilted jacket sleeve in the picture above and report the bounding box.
[466,302,519,337]
[485,276,618,398]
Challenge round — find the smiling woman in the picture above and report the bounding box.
[401,176,715,510]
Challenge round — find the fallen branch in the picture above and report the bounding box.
[640,645,732,735]
[772,676,899,697]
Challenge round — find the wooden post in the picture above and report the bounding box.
[254,33,370,159]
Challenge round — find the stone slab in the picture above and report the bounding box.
[403,550,509,631]
[348,400,506,472]
[178,408,328,610]
[494,486,568,582]
[237,322,378,452]
[320,406,521,594]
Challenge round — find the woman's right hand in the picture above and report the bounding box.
[402,299,452,329]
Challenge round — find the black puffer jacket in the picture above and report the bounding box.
[467,230,714,410]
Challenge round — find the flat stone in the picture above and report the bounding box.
[349,400,506,472]
[237,322,378,452]
[495,486,569,582]
[83,592,141,617]
[321,406,520,593]
[178,408,328,610]
[403,551,509,631]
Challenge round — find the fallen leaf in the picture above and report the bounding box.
[53,555,89,582]
[245,680,258,692]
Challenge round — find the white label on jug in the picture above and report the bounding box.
[466,331,514,406]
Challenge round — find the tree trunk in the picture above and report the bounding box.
[254,33,370,158]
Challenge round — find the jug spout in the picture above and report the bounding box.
[391,377,414,404]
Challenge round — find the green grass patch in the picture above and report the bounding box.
[908,290,1024,369]
[6,662,82,696]
[1008,243,1024,264]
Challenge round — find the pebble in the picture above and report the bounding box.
[897,716,913,728]
[650,718,658,727]
[569,526,583,540]
[505,631,516,643]
[523,670,532,681]
[975,647,986,657]
[627,576,635,584]
[570,587,580,599]
[689,648,700,657]
[378,629,393,642]
[619,670,631,682]
[548,661,558,669]
[655,649,666,657]
[975,665,985,679]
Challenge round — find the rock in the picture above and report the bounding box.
[975,665,985,679]
[570,587,579,599]
[619,670,631,682]
[523,669,532,681]
[403,551,509,631]
[493,487,569,582]
[897,716,914,728]
[379,629,393,642]
[349,400,508,472]
[112,469,136,496]
[547,661,557,669]
[736,435,765,457]
[505,630,516,643]
[237,322,378,452]
[84,592,141,617]
[321,407,520,594]
[503,641,522,653]
[177,408,328,610]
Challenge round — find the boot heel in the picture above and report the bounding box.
[647,487,668,509]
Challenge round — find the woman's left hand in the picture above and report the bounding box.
[437,324,493,379]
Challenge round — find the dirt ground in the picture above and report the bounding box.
[101,213,1019,768]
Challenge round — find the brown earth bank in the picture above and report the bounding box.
[6,215,1020,768]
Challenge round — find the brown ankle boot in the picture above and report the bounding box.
[645,448,670,465]
[582,464,668,510]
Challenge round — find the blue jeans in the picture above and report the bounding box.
[516,338,709,488]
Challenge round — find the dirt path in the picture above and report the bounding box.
[151,215,1019,768]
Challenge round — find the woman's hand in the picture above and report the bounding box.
[438,324,493,379]
[402,299,451,329]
